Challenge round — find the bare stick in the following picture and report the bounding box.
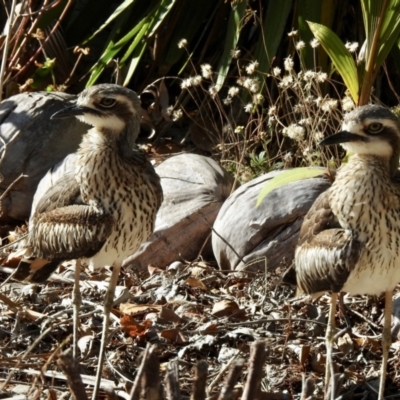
[241,341,266,400]
[300,373,315,400]
[140,345,161,400]
[209,354,238,392]
[129,343,152,400]
[0,0,17,102]
[191,360,208,400]
[165,360,180,400]
[218,360,244,400]
[0,174,27,201]
[57,348,88,400]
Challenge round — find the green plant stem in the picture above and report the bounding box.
[358,0,388,105]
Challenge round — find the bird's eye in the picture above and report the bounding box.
[99,98,116,108]
[367,122,383,134]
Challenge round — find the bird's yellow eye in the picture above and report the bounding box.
[99,98,116,108]
[367,122,383,134]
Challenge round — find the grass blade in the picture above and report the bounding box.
[307,21,359,104]
[256,168,325,207]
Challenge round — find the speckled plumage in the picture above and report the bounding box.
[295,105,400,296]
[294,105,400,400]
[14,84,163,282]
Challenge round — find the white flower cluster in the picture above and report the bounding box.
[238,77,260,93]
[231,49,241,58]
[321,99,338,112]
[177,39,188,49]
[284,56,294,71]
[245,60,259,75]
[345,42,359,53]
[342,95,355,111]
[302,71,327,83]
[283,124,306,141]
[180,75,202,89]
[200,64,213,79]
[278,75,294,88]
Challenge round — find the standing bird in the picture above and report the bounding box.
[13,84,163,400]
[295,105,400,400]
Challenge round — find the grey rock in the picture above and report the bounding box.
[212,170,330,272]
[125,153,234,269]
[0,91,87,221]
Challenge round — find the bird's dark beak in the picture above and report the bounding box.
[51,105,93,120]
[319,131,367,146]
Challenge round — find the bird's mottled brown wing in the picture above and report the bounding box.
[34,172,82,215]
[14,173,114,283]
[29,204,114,260]
[15,205,114,283]
[294,190,362,294]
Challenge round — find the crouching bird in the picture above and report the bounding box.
[295,105,400,400]
[13,84,163,400]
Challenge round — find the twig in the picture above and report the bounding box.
[0,174,28,201]
[218,359,244,400]
[344,304,382,331]
[0,0,17,102]
[1,326,52,390]
[183,317,328,335]
[140,345,161,400]
[165,360,181,400]
[19,0,63,16]
[241,340,266,400]
[208,354,238,392]
[11,0,74,82]
[191,360,208,400]
[129,343,153,400]
[57,348,88,400]
[300,373,315,400]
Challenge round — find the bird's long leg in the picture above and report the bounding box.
[73,259,82,360]
[378,290,392,400]
[325,292,337,400]
[92,264,121,400]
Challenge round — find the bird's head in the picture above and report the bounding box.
[319,105,400,174]
[51,84,141,136]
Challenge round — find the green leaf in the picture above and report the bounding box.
[298,0,323,70]
[215,0,248,91]
[373,0,400,67]
[83,0,136,44]
[307,21,359,104]
[121,0,176,84]
[256,168,325,207]
[86,0,175,86]
[254,0,292,76]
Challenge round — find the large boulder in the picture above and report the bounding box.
[212,171,331,272]
[125,153,234,269]
[0,92,87,222]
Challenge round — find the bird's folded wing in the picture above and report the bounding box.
[35,172,83,215]
[28,204,114,260]
[295,191,362,294]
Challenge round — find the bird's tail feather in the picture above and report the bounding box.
[13,257,61,283]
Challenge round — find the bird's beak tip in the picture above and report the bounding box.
[319,131,364,147]
[51,105,87,120]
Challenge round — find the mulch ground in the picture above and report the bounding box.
[0,251,399,399]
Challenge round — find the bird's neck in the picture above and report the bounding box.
[79,121,139,157]
[340,154,393,179]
